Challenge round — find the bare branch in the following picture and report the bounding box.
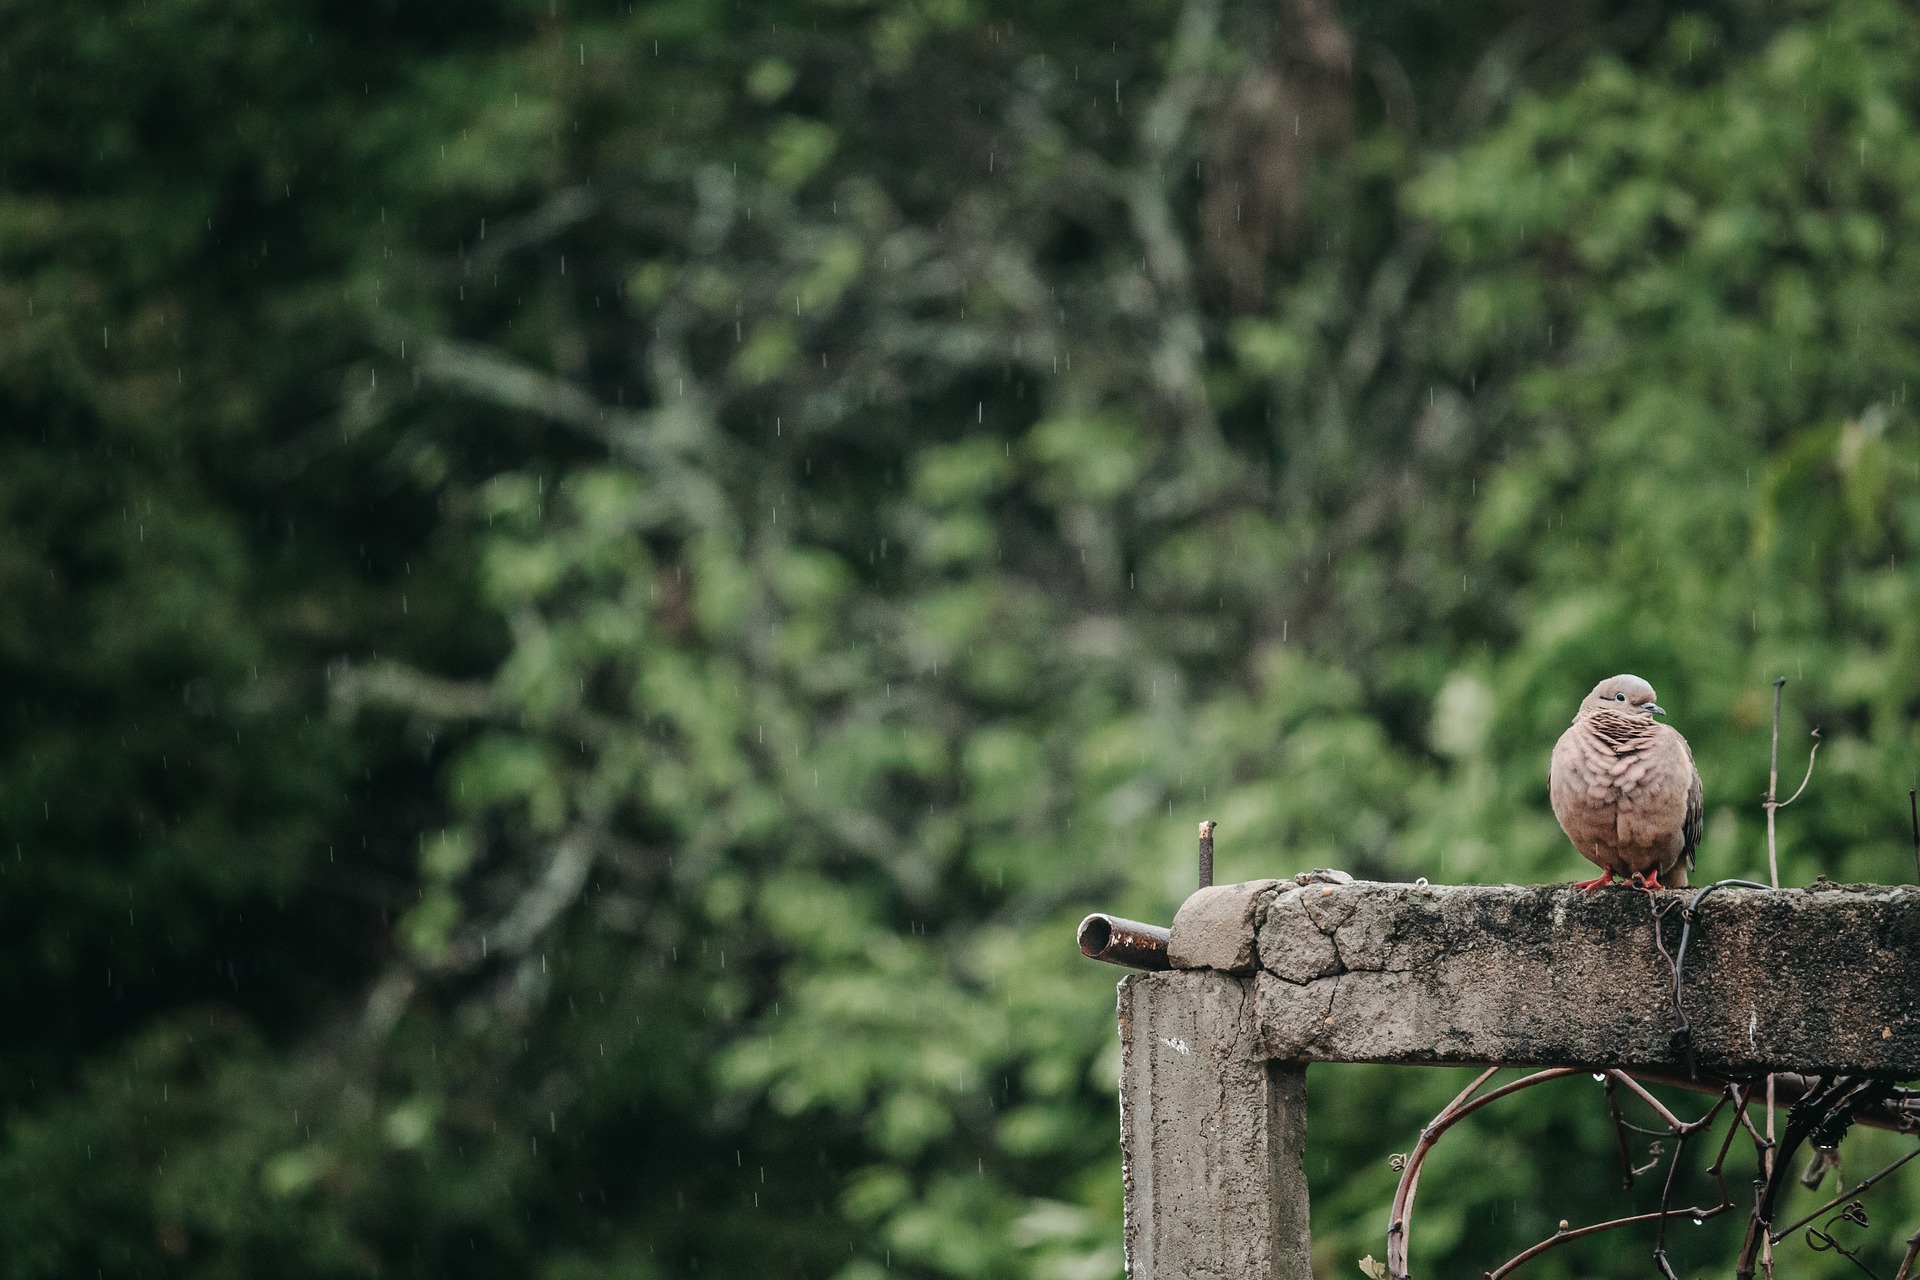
[1894,1228,1920,1280]
[1774,727,1822,810]
[331,659,496,723]
[1484,1086,1733,1280]
[483,827,599,958]
[1489,1201,1735,1280]
[469,186,598,272]
[1607,1070,1706,1135]
[1766,676,1785,889]
[1770,1146,1920,1244]
[415,333,632,445]
[1121,0,1233,482]
[1388,1061,1920,1280]
[1909,789,1919,885]
[1606,1074,1638,1189]
[1387,1068,1580,1279]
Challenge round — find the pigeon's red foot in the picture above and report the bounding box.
[1571,870,1616,892]
[1637,870,1668,892]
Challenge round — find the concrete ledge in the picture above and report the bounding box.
[1164,880,1920,1078]
[1168,880,1283,973]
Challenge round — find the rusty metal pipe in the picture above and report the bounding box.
[1077,913,1171,970]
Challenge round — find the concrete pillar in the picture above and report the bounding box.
[1118,969,1313,1280]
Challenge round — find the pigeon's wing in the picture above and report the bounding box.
[1681,749,1704,871]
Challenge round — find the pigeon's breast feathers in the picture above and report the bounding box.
[1582,707,1660,754]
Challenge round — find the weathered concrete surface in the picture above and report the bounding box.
[1118,970,1312,1280]
[1185,880,1920,1078]
[1112,881,1920,1279]
[1168,880,1284,973]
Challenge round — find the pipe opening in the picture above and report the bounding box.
[1075,912,1170,970]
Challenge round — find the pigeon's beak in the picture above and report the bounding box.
[1644,701,1666,716]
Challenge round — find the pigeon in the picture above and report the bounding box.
[1549,674,1703,891]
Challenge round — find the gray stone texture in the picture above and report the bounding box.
[1168,880,1285,973]
[1223,880,1920,1078]
[1112,879,1920,1280]
[1117,970,1312,1280]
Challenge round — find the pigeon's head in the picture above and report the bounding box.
[1582,674,1664,719]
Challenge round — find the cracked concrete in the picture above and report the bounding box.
[1115,879,1920,1279]
[1167,880,1284,973]
[1163,879,1920,1077]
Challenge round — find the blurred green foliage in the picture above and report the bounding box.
[5,0,1920,1277]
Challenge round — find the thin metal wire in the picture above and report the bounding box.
[1643,871,1774,1074]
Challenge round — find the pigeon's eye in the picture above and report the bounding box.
[1616,694,1627,701]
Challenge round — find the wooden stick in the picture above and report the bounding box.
[1909,788,1919,884]
[1762,678,1785,1279]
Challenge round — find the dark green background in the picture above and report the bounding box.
[5,0,1919,1275]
